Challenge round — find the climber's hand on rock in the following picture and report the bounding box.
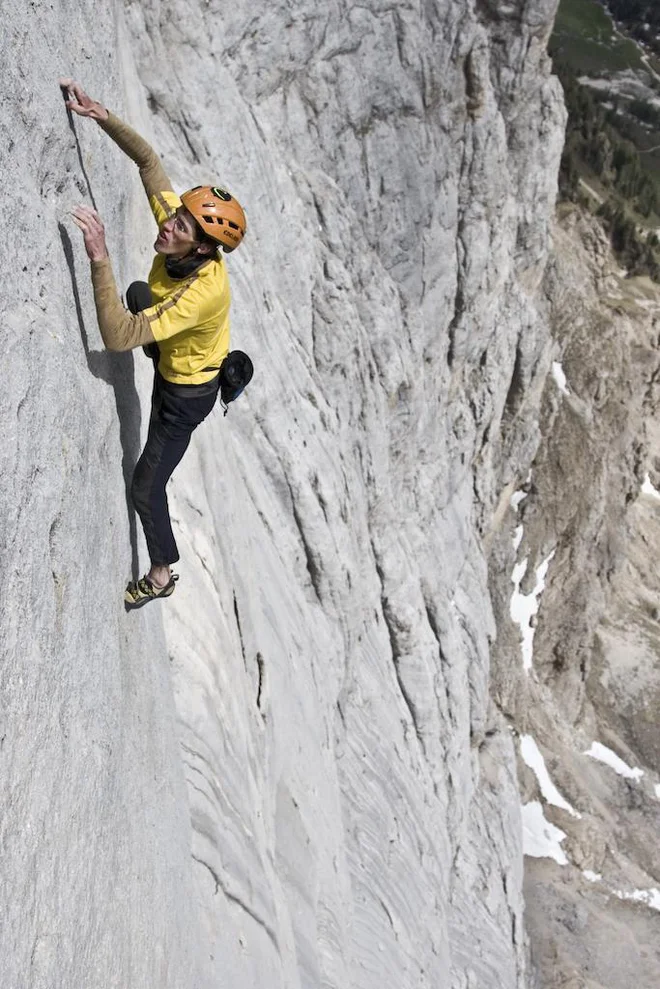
[59,78,109,122]
[71,205,109,262]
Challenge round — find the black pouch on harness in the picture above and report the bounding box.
[217,351,254,415]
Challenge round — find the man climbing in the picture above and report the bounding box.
[61,78,249,607]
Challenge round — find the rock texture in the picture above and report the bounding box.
[489,208,660,988]
[2,0,658,987]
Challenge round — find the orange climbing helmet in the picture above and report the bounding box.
[180,185,246,252]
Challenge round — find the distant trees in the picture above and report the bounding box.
[557,64,659,214]
[550,50,660,279]
[627,99,660,127]
[597,200,660,278]
[603,1,660,54]
[605,1,660,30]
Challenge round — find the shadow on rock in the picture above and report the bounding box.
[61,87,98,210]
[59,222,142,580]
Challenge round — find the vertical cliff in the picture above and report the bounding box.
[489,206,660,987]
[6,1,654,988]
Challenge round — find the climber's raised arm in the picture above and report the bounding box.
[59,78,173,207]
[69,205,156,351]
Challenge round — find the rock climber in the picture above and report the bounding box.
[61,78,250,608]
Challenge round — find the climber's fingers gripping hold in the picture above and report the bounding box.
[59,78,108,121]
[71,205,109,262]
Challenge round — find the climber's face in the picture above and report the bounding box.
[154,206,211,257]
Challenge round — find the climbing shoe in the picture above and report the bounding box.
[124,573,179,608]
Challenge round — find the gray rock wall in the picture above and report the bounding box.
[1,3,203,988]
[490,208,660,988]
[9,1,655,988]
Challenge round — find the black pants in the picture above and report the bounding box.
[127,282,219,566]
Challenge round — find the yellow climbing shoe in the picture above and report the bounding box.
[124,573,179,608]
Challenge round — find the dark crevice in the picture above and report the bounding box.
[192,854,221,895]
[177,120,200,163]
[424,596,453,715]
[464,49,485,118]
[424,600,447,662]
[247,104,268,145]
[392,10,406,66]
[384,608,424,748]
[504,344,525,418]
[256,652,266,715]
[193,856,280,952]
[290,497,323,601]
[378,896,396,932]
[61,86,97,209]
[312,193,325,231]
[222,887,280,952]
[447,271,465,369]
[310,473,329,523]
[579,653,588,681]
[180,742,216,779]
[233,592,248,671]
[185,777,211,803]
[373,554,426,754]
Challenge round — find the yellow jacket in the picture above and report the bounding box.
[90,112,230,385]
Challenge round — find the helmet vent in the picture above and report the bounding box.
[181,185,245,248]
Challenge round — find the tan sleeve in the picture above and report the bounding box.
[90,258,156,352]
[97,111,173,201]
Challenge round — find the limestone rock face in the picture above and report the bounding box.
[489,208,660,989]
[5,0,658,988]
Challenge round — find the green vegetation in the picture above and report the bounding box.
[627,98,660,127]
[550,0,660,279]
[552,0,644,74]
[606,1,660,57]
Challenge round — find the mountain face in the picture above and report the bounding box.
[1,1,658,987]
[491,206,660,987]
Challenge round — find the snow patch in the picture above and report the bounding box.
[583,871,660,914]
[520,735,581,818]
[655,784,660,800]
[510,471,532,512]
[584,742,644,781]
[641,474,660,501]
[511,490,527,510]
[510,550,555,672]
[513,524,524,552]
[615,888,660,913]
[521,801,568,865]
[551,361,570,395]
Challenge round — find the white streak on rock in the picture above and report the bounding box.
[641,474,660,501]
[614,888,660,912]
[511,490,528,510]
[551,361,570,395]
[520,736,581,818]
[521,802,568,865]
[513,524,524,552]
[510,551,556,671]
[584,742,644,781]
